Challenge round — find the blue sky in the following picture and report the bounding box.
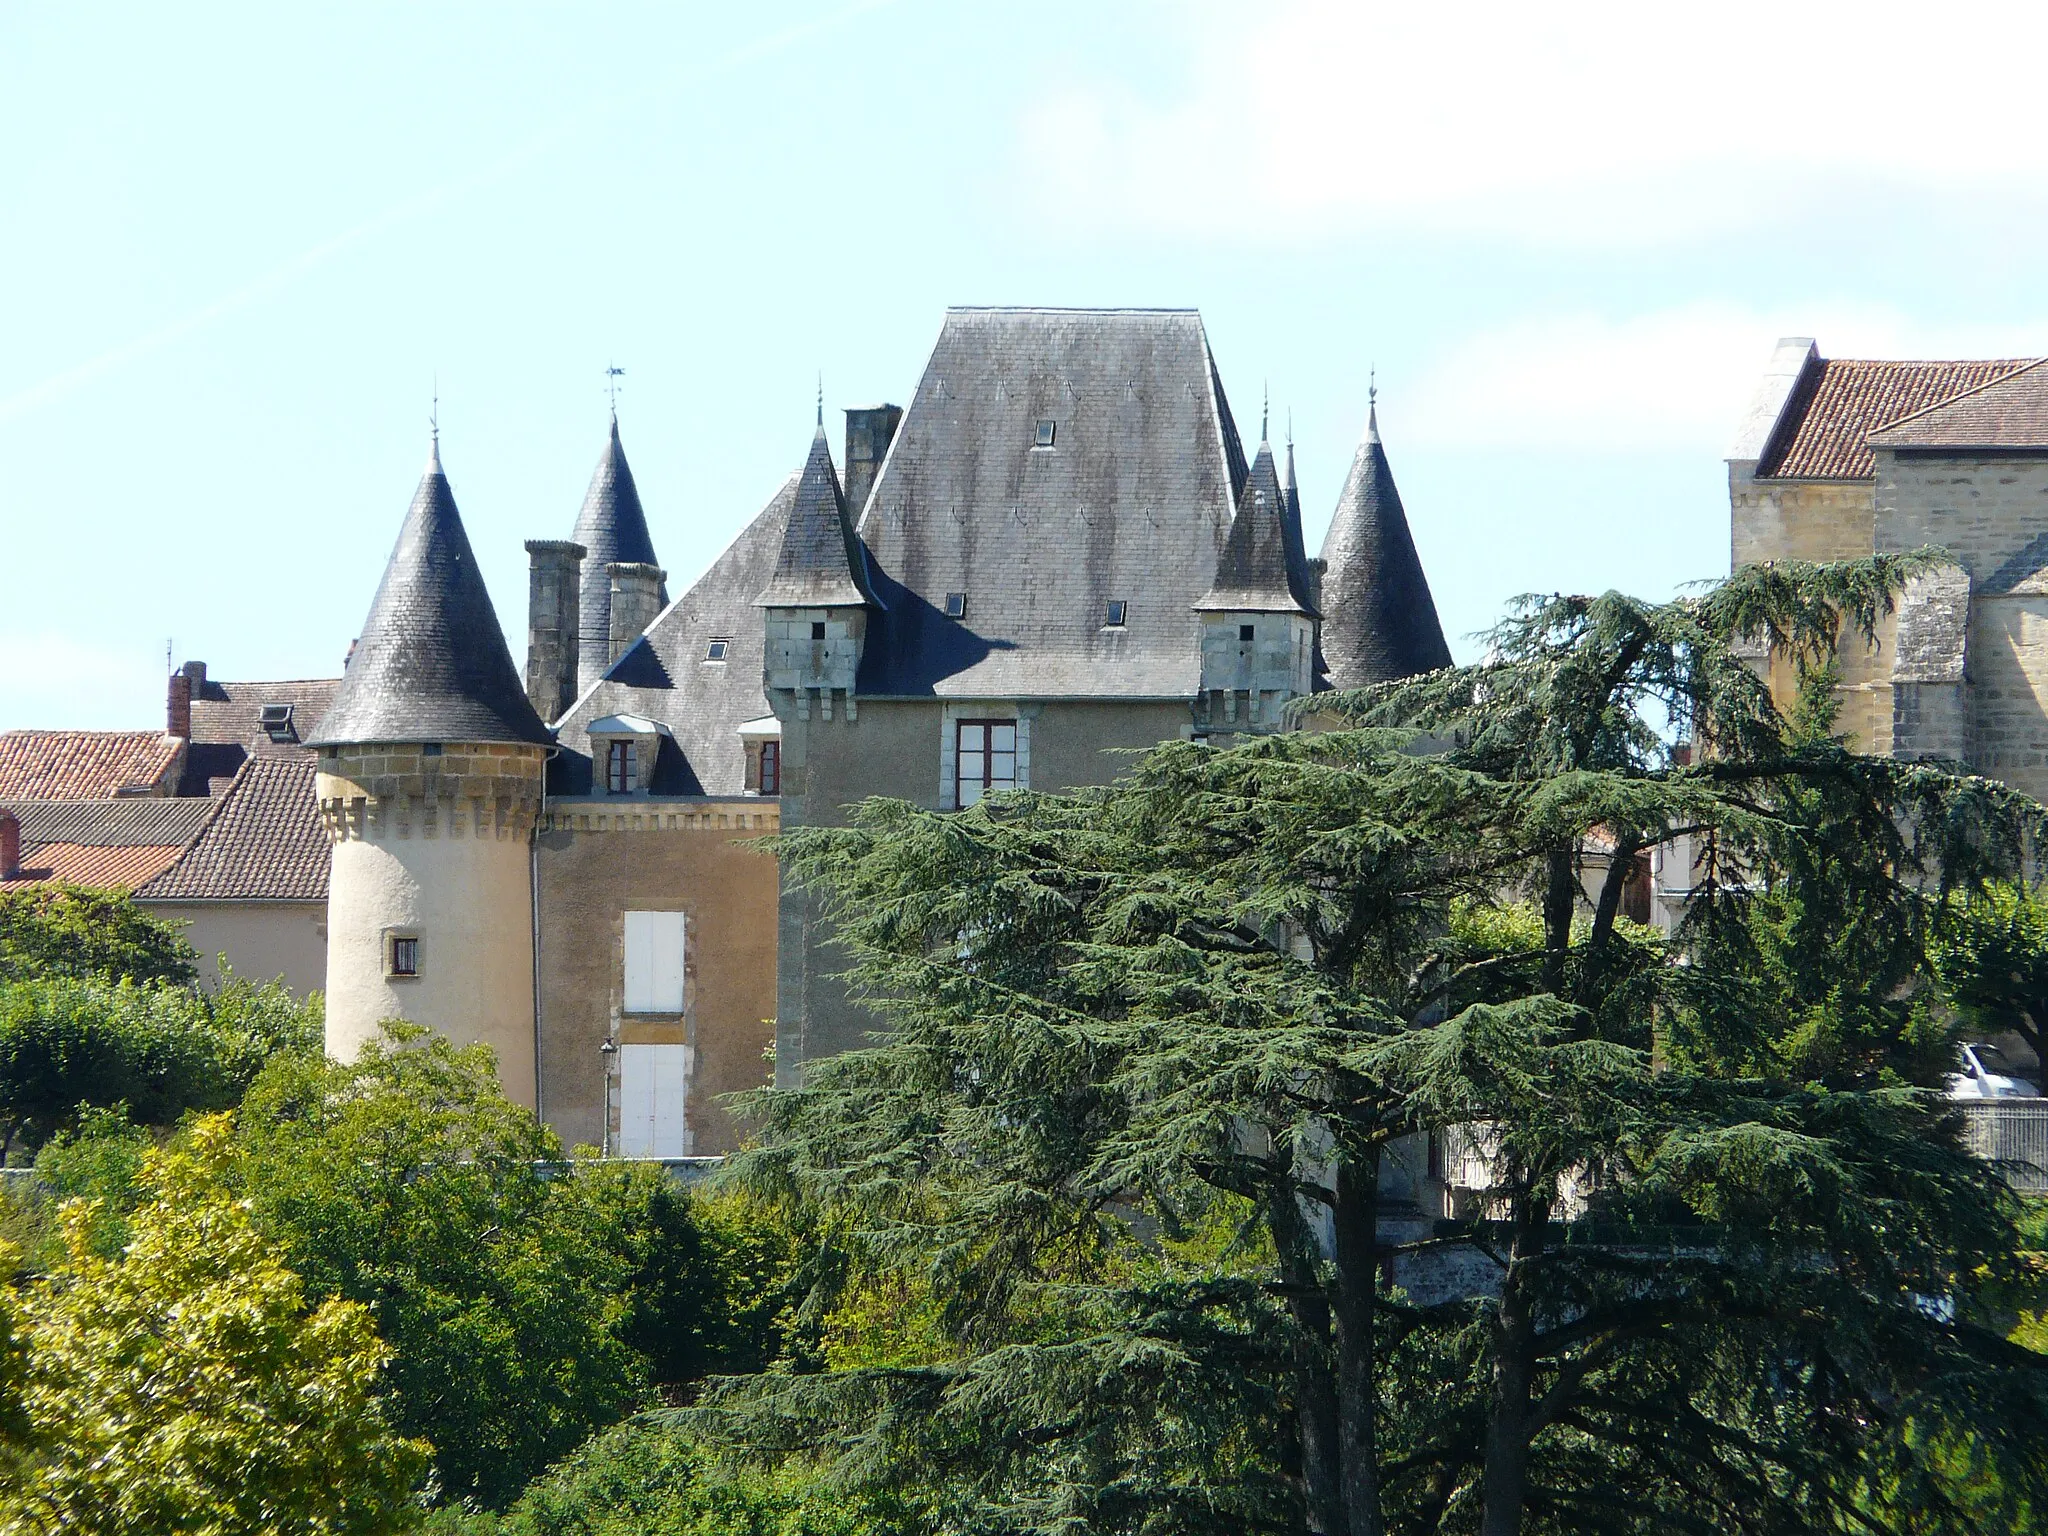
[8,0,2048,728]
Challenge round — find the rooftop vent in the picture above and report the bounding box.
[259,703,297,743]
[1033,419,1056,449]
[945,592,968,620]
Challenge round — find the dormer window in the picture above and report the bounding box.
[945,592,968,620]
[259,703,297,743]
[1034,419,1057,448]
[705,638,731,662]
[1105,599,1128,628]
[606,739,638,795]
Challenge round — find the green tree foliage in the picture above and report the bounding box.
[695,558,2048,1536]
[0,885,195,986]
[1932,880,2048,1077]
[0,1115,428,1534]
[231,1025,769,1511]
[0,969,320,1158]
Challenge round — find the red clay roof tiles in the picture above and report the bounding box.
[0,731,184,800]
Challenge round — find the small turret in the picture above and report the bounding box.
[1317,397,1451,689]
[571,420,662,694]
[309,436,551,1107]
[1194,422,1319,731]
[755,412,874,725]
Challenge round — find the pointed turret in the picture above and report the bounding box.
[310,440,551,748]
[572,419,663,692]
[1317,399,1452,688]
[754,419,874,609]
[1197,436,1317,617]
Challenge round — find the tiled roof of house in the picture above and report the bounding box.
[1760,358,2037,479]
[181,677,340,795]
[572,420,663,694]
[309,440,552,748]
[0,731,184,799]
[1317,404,1452,688]
[0,796,218,890]
[754,421,874,609]
[1867,359,2048,452]
[139,756,326,901]
[851,307,1249,698]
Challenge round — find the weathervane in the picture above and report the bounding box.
[606,363,625,420]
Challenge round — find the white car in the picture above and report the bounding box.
[1946,1041,2042,1100]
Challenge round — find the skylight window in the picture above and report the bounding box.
[259,703,296,743]
[1105,599,1128,627]
[705,638,731,662]
[1033,419,1057,448]
[945,592,968,620]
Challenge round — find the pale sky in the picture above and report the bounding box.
[8,0,2048,727]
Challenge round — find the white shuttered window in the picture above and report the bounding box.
[623,911,686,1014]
[618,1043,693,1157]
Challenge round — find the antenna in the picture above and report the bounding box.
[165,637,172,676]
[605,363,625,420]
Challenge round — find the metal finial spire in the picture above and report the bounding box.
[1369,367,1377,409]
[427,375,442,472]
[1261,380,1270,443]
[816,372,824,429]
[1286,406,1294,450]
[605,363,625,421]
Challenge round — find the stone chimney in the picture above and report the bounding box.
[842,405,903,527]
[607,562,667,663]
[167,659,206,738]
[523,539,586,724]
[0,811,18,881]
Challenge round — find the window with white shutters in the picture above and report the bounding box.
[617,1042,693,1157]
[955,720,1017,808]
[623,910,686,1014]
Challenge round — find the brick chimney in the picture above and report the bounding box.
[843,405,903,527]
[607,562,667,664]
[524,539,586,724]
[0,812,18,881]
[166,661,203,738]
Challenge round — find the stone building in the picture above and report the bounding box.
[1731,340,2048,798]
[313,306,1453,1156]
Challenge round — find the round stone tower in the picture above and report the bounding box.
[308,435,555,1107]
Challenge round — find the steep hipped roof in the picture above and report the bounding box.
[0,731,184,799]
[308,441,551,748]
[554,473,797,795]
[753,422,873,608]
[573,419,663,691]
[853,307,1248,697]
[1867,359,2048,451]
[1759,358,2036,479]
[0,797,217,890]
[1317,405,1452,688]
[1197,437,1317,614]
[139,756,327,902]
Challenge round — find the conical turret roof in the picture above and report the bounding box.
[573,419,662,691]
[754,421,874,608]
[1196,435,1318,615]
[1317,403,1451,687]
[308,440,552,747]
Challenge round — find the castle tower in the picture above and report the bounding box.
[571,419,662,695]
[1194,424,1320,731]
[754,412,875,728]
[308,436,555,1106]
[1316,398,1451,689]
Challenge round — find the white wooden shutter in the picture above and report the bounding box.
[617,1043,693,1158]
[623,911,686,1013]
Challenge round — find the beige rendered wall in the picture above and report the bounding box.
[139,901,327,997]
[534,800,779,1155]
[1730,471,1895,752]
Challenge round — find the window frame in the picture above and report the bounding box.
[1033,419,1057,448]
[604,738,638,795]
[758,739,780,796]
[623,909,687,1015]
[1105,598,1128,628]
[386,931,420,980]
[704,638,731,662]
[954,718,1018,808]
[944,592,968,620]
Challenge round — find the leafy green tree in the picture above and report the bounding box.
[0,1115,428,1534]
[1932,881,2048,1079]
[696,559,2048,1535]
[0,885,194,986]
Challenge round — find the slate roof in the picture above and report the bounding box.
[0,797,218,891]
[1198,437,1317,614]
[755,423,874,608]
[181,677,339,796]
[1868,359,2048,451]
[309,441,552,748]
[572,420,664,693]
[852,307,1249,697]
[1317,405,1452,688]
[552,473,798,795]
[0,731,184,799]
[1759,358,2037,479]
[139,756,327,902]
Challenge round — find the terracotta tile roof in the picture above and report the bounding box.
[0,731,184,799]
[1868,359,2048,451]
[1761,359,2038,480]
[0,843,193,890]
[138,756,328,902]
